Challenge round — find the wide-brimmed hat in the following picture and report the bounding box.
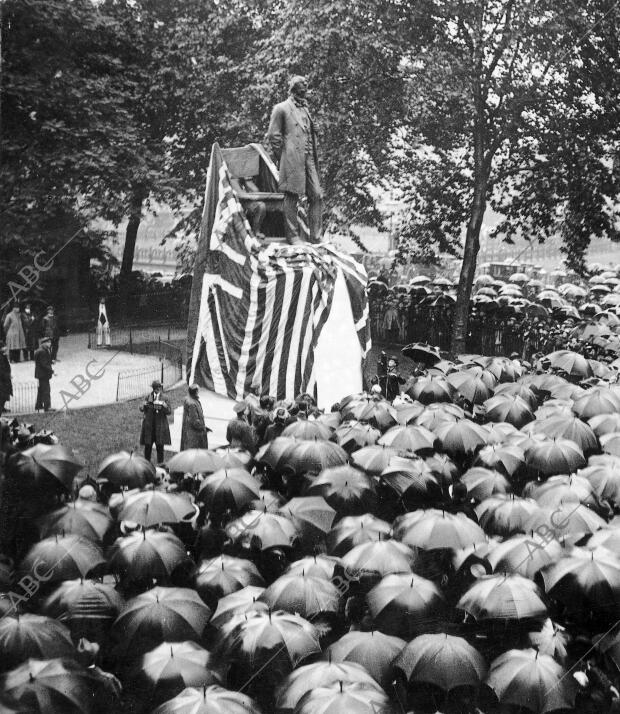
[39,336,51,346]
[188,383,200,394]
[151,379,162,389]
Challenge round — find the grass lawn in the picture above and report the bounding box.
[17,341,412,474]
[20,385,188,477]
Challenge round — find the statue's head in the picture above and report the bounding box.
[289,75,308,98]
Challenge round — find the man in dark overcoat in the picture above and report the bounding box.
[140,379,171,463]
[180,384,210,450]
[34,336,54,411]
[266,75,323,244]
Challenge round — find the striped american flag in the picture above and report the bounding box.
[189,144,370,402]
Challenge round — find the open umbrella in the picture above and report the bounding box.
[580,455,620,505]
[282,419,332,440]
[127,641,222,709]
[393,509,486,550]
[573,387,620,419]
[254,437,297,471]
[19,535,106,585]
[483,394,534,429]
[213,447,252,469]
[17,444,84,491]
[279,496,336,541]
[401,342,442,366]
[434,419,488,456]
[475,495,542,537]
[367,572,446,638]
[457,574,547,622]
[193,555,264,609]
[97,450,156,489]
[117,490,196,527]
[474,443,525,477]
[534,416,598,455]
[0,615,75,672]
[415,402,465,432]
[327,514,392,557]
[527,618,570,662]
[524,503,606,543]
[600,432,620,457]
[307,465,377,515]
[343,398,398,430]
[36,499,113,543]
[258,571,341,619]
[525,438,586,477]
[284,440,348,476]
[447,371,495,405]
[350,445,398,475]
[540,546,620,615]
[380,455,442,504]
[589,412,620,437]
[224,510,297,550]
[40,578,124,638]
[208,586,267,630]
[325,631,405,690]
[377,424,437,453]
[275,661,383,712]
[151,685,261,714]
[526,474,600,510]
[295,682,397,714]
[485,648,577,714]
[333,421,381,451]
[282,556,341,582]
[461,467,510,500]
[198,468,260,514]
[407,376,456,405]
[487,533,564,579]
[393,633,487,691]
[112,586,212,658]
[108,530,193,584]
[341,539,417,579]
[222,610,321,687]
[167,449,225,475]
[0,658,101,714]
[547,350,594,378]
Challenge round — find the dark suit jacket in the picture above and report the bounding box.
[34,347,53,381]
[266,97,319,195]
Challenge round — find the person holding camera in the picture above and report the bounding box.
[139,379,171,463]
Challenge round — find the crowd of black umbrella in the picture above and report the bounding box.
[3,345,620,712]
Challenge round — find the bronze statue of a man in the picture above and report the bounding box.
[266,75,323,245]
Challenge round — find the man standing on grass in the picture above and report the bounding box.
[34,336,54,412]
[139,379,171,463]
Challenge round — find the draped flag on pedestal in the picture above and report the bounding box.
[189,143,370,402]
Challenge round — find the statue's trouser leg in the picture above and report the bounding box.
[306,155,323,243]
[283,192,301,243]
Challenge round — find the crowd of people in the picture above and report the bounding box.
[1,304,60,363]
[2,340,620,712]
[368,268,620,362]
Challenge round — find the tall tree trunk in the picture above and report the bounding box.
[450,174,488,355]
[119,188,146,312]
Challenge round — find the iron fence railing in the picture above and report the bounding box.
[88,323,187,353]
[6,380,38,414]
[116,357,183,401]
